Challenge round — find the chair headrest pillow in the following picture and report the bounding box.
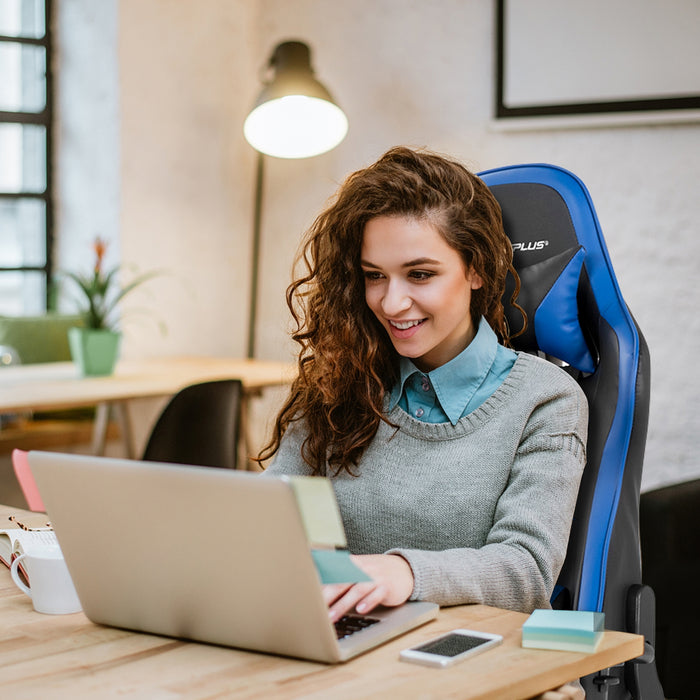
[506,245,596,374]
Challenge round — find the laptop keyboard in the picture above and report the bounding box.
[334,614,380,640]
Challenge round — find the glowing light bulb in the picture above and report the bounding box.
[244,95,348,159]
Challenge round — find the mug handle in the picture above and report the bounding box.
[10,553,32,598]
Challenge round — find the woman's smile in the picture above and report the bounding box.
[388,318,426,338]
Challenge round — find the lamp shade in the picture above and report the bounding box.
[244,41,348,159]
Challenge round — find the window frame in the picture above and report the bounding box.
[0,0,54,312]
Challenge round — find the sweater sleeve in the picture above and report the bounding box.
[389,382,588,613]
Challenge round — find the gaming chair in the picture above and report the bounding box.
[479,164,663,699]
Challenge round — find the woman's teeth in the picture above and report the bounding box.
[390,320,423,330]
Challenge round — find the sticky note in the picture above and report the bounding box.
[311,549,372,584]
[522,609,605,653]
[285,476,346,548]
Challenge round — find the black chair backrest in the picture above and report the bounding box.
[142,379,243,469]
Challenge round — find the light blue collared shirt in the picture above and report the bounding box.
[388,317,517,425]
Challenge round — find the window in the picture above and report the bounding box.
[0,0,52,315]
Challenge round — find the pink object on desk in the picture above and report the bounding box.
[11,449,46,512]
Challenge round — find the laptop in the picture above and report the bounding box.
[27,451,438,663]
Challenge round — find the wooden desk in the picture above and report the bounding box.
[0,356,295,461]
[0,504,643,700]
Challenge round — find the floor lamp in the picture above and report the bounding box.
[243,40,348,358]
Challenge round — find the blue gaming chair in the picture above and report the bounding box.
[479,164,663,700]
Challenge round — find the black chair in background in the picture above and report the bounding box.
[142,379,243,469]
[480,164,663,699]
[640,478,700,700]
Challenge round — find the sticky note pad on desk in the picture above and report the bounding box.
[522,609,605,653]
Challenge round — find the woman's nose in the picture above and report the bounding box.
[381,280,412,316]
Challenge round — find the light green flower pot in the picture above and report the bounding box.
[68,327,121,377]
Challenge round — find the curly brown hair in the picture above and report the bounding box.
[257,146,523,475]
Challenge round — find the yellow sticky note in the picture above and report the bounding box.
[285,476,346,548]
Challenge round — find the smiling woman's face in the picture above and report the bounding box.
[361,214,483,372]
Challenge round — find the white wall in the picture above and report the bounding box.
[116,0,260,358]
[58,0,700,489]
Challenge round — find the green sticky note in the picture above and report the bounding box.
[311,549,372,584]
[285,476,347,548]
[522,609,605,653]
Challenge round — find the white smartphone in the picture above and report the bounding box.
[399,628,503,668]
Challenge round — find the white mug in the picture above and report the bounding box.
[10,545,82,614]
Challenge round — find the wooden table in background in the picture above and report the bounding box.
[0,505,644,700]
[0,356,295,462]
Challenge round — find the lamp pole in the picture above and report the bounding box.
[246,151,265,359]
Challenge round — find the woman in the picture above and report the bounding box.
[260,146,588,624]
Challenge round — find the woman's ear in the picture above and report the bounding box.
[468,268,484,290]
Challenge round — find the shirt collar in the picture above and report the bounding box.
[388,317,499,424]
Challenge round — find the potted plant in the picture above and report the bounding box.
[64,237,158,376]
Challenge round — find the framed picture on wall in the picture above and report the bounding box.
[495,0,700,125]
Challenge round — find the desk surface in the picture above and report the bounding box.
[1,510,643,700]
[0,356,296,413]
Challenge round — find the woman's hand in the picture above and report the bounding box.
[323,553,414,623]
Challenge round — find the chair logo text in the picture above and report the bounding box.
[512,240,549,252]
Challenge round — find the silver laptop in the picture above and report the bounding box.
[28,451,438,663]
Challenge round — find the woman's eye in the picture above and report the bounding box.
[409,270,434,281]
[363,270,384,281]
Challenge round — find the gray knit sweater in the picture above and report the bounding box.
[265,352,588,613]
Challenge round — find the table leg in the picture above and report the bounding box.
[91,401,136,459]
[112,401,136,459]
[91,403,110,455]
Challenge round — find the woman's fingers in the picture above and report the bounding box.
[322,554,416,623]
[328,582,381,623]
[354,584,390,615]
[322,582,353,607]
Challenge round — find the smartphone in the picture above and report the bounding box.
[399,628,503,668]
